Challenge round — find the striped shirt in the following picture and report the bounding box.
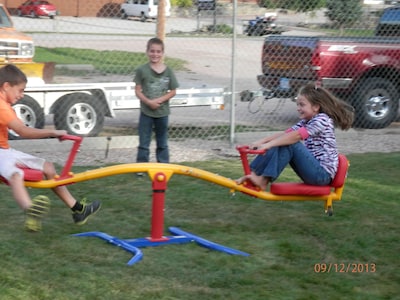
[290,113,338,178]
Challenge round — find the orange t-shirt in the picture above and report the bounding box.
[0,97,18,149]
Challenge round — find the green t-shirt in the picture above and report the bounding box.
[134,63,179,118]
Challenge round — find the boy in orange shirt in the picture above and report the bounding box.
[0,64,101,231]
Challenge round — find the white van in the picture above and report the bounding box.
[121,0,171,21]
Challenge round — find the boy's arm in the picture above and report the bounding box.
[8,119,66,139]
[156,89,176,104]
[135,84,176,110]
[135,84,148,103]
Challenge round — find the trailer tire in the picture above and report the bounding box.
[54,93,105,137]
[121,10,128,19]
[140,12,146,22]
[353,77,399,129]
[9,96,45,140]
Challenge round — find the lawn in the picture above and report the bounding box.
[34,47,187,76]
[0,152,399,299]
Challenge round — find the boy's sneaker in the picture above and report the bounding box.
[72,199,101,225]
[25,195,51,232]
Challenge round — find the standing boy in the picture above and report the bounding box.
[134,37,179,166]
[0,64,101,232]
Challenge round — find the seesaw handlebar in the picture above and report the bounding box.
[236,145,266,155]
[235,145,266,176]
[57,135,83,179]
[59,134,83,142]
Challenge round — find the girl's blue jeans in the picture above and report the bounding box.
[250,142,331,185]
[136,112,169,163]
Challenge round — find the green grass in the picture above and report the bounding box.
[0,152,399,299]
[34,47,187,76]
[324,28,375,37]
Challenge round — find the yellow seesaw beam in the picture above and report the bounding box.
[24,163,341,203]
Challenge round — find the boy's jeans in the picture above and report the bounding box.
[250,142,332,185]
[136,113,169,163]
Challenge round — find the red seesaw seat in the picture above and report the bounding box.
[19,168,44,181]
[269,154,349,215]
[0,168,44,185]
[1,135,83,185]
[236,145,349,215]
[270,154,349,196]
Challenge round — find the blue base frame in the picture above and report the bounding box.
[73,226,250,266]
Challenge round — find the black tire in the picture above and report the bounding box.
[10,95,45,140]
[353,77,399,129]
[54,93,105,137]
[121,10,128,19]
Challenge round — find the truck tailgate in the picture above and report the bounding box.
[258,35,319,94]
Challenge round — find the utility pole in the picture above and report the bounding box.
[156,0,166,41]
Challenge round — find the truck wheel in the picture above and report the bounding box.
[353,77,399,129]
[121,10,128,19]
[10,96,45,140]
[54,93,105,137]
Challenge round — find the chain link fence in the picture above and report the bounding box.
[9,0,400,155]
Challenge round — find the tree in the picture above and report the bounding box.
[325,0,363,35]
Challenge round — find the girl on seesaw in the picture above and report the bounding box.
[236,83,354,191]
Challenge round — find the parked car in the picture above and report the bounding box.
[17,1,57,19]
[120,0,171,22]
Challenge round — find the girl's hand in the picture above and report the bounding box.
[257,143,272,152]
[249,142,262,150]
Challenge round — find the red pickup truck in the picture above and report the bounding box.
[257,7,400,129]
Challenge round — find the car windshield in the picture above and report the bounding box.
[0,8,12,28]
[380,8,400,24]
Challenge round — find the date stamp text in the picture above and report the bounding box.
[314,263,376,273]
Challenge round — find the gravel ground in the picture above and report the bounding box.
[10,123,400,167]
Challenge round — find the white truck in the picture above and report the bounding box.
[13,81,226,138]
[0,4,34,63]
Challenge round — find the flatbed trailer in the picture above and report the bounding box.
[12,82,226,138]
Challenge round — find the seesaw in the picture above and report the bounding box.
[3,135,349,265]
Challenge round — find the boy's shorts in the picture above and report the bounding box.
[0,148,45,180]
